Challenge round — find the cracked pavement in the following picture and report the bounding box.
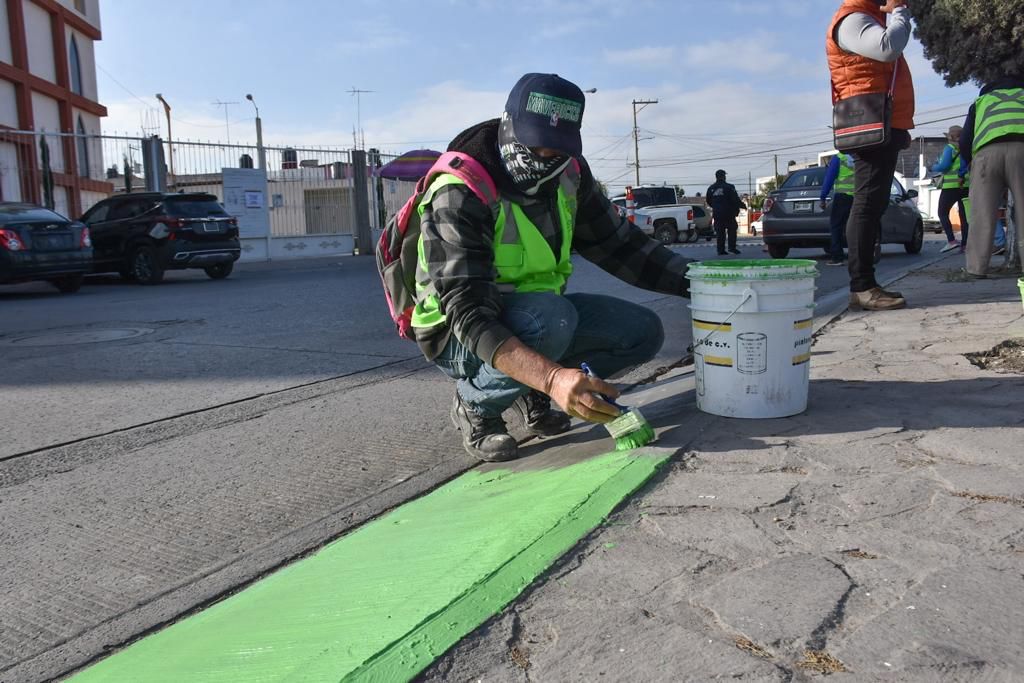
[422,263,1024,681]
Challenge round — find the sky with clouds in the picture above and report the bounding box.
[95,0,977,195]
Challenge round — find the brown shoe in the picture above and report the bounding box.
[849,287,906,311]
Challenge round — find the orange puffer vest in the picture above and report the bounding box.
[827,0,915,130]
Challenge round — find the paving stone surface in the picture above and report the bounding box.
[422,264,1024,681]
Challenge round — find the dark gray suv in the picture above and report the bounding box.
[80,193,240,284]
[761,167,923,259]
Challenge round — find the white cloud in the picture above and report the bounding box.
[603,46,676,68]
[680,34,819,78]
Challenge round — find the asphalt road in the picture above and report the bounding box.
[0,234,951,681]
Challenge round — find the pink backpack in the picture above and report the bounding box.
[375,152,499,340]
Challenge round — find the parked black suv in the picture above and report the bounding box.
[0,202,93,293]
[80,192,240,284]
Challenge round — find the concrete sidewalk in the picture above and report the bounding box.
[422,262,1024,681]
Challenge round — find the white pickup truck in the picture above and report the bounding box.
[633,204,698,244]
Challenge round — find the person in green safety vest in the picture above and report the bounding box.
[819,151,856,266]
[959,74,1024,278]
[931,125,970,253]
[413,73,694,462]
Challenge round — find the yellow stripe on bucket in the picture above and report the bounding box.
[704,355,734,367]
[792,353,811,365]
[694,319,731,332]
[793,319,812,330]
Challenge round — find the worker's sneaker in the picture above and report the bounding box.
[849,287,906,311]
[450,393,519,462]
[940,240,960,253]
[511,390,572,437]
[825,258,846,266]
[728,247,741,255]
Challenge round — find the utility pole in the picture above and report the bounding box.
[245,94,265,170]
[632,98,658,186]
[155,93,173,189]
[774,154,779,184]
[212,100,239,143]
[348,87,374,150]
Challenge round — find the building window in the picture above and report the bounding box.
[74,0,86,14]
[69,36,83,96]
[76,117,90,178]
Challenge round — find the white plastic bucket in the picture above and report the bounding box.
[686,259,818,418]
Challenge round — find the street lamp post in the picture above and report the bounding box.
[632,98,657,186]
[155,93,174,189]
[245,94,265,170]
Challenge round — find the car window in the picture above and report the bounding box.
[82,203,110,223]
[0,205,69,222]
[109,199,154,221]
[781,169,826,189]
[164,198,229,218]
[890,178,905,198]
[693,207,706,218]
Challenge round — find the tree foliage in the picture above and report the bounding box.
[910,0,1024,86]
[749,175,785,211]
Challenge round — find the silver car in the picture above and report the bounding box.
[761,166,924,259]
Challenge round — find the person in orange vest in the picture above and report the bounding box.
[827,0,915,311]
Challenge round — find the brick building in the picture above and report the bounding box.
[1,0,109,215]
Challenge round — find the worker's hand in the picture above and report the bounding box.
[820,199,828,210]
[544,367,622,424]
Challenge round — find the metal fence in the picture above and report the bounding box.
[0,130,414,241]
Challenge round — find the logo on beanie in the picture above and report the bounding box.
[525,92,582,127]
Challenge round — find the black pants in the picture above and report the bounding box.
[937,186,969,243]
[847,130,909,292]
[829,192,852,260]
[714,218,738,253]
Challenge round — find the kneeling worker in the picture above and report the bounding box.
[412,73,694,462]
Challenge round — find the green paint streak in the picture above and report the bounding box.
[71,450,668,683]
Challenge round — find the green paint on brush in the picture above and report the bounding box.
[70,450,670,683]
[604,407,656,451]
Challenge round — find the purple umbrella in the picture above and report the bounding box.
[376,149,442,182]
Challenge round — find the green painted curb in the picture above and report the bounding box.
[70,449,669,682]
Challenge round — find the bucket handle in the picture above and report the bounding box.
[689,291,753,352]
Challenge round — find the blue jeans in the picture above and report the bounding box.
[433,292,665,418]
[829,193,852,260]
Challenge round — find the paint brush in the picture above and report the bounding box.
[580,363,656,451]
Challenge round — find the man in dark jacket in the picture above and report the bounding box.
[706,169,745,255]
[413,73,694,462]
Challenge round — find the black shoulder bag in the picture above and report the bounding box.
[832,65,898,153]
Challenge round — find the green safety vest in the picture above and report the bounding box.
[834,153,855,195]
[973,88,1024,155]
[940,143,969,190]
[411,165,580,331]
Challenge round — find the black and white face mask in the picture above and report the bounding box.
[497,112,570,196]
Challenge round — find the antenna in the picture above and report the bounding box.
[212,99,240,143]
[347,87,374,149]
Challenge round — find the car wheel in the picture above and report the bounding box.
[767,244,790,259]
[904,219,924,254]
[49,274,84,293]
[653,220,678,245]
[130,244,165,285]
[204,262,234,280]
[684,228,699,243]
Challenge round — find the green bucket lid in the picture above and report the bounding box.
[686,259,818,281]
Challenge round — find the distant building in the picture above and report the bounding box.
[0,0,108,215]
